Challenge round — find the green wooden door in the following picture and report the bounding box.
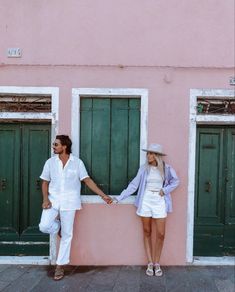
[80,98,140,195]
[194,126,235,256]
[0,123,51,255]
[224,128,235,254]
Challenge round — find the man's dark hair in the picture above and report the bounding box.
[56,135,72,154]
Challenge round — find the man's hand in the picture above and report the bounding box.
[101,194,113,204]
[42,199,52,209]
[41,180,51,209]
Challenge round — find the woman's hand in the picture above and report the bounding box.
[112,197,118,204]
[159,189,165,197]
[42,199,52,209]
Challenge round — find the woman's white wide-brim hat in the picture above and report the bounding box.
[142,143,166,156]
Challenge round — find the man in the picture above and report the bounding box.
[39,135,112,280]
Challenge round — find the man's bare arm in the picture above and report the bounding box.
[82,177,113,204]
[41,180,52,209]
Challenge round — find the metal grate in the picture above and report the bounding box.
[0,96,51,112]
[197,97,235,114]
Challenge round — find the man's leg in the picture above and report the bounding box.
[56,210,76,266]
[39,208,60,234]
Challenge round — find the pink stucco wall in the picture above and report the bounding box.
[0,1,234,265]
[0,0,234,67]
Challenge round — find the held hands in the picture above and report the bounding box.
[100,194,120,205]
[111,197,118,204]
[100,195,119,204]
[42,199,52,209]
[101,194,113,204]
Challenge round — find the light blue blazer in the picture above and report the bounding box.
[117,163,180,213]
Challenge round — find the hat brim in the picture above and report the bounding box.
[142,149,167,156]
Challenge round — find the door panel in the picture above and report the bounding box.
[195,129,224,224]
[194,126,235,256]
[194,128,224,255]
[0,123,50,255]
[0,125,20,242]
[21,124,51,242]
[225,128,235,223]
[224,128,235,254]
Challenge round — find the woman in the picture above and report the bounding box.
[115,143,179,276]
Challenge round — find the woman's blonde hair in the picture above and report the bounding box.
[155,154,165,179]
[146,153,165,179]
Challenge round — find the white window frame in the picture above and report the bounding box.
[71,88,148,204]
[0,86,59,265]
[187,88,235,265]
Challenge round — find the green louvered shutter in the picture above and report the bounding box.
[80,98,140,195]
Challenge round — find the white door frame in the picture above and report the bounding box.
[71,88,148,204]
[0,86,59,265]
[187,88,235,265]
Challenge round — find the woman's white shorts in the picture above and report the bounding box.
[136,190,167,219]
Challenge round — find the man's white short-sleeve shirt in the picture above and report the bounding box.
[40,154,89,210]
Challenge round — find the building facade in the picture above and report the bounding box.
[0,0,234,265]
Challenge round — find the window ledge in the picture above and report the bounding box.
[0,256,50,265]
[192,256,235,266]
[81,195,135,204]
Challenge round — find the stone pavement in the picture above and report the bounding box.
[0,265,234,292]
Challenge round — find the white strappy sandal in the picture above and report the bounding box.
[146,262,154,276]
[154,263,163,276]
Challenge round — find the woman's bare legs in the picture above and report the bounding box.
[153,218,166,264]
[141,217,153,263]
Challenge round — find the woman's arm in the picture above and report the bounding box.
[116,167,143,202]
[162,166,179,195]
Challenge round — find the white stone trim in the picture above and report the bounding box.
[0,86,59,265]
[72,88,148,203]
[196,115,235,124]
[0,256,50,265]
[81,195,135,204]
[0,86,59,143]
[187,88,235,265]
[192,256,235,266]
[0,112,53,119]
[0,241,48,245]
